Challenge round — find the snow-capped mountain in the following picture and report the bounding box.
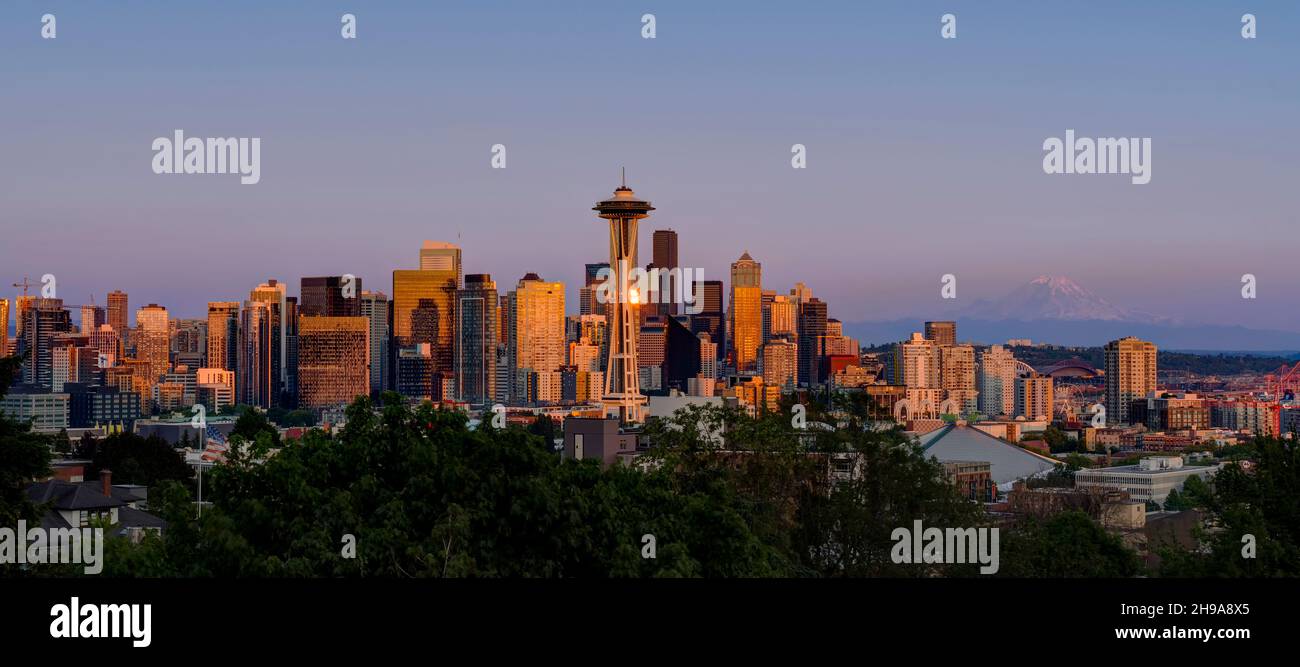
[959,275,1148,322]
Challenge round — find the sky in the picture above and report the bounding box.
[2,1,1297,333]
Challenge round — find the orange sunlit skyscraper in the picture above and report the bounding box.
[729,252,762,374]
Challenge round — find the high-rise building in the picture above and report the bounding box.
[691,279,725,362]
[419,240,463,282]
[455,274,498,407]
[248,280,288,403]
[297,316,369,409]
[697,333,717,381]
[135,304,170,383]
[238,300,275,408]
[505,273,566,403]
[894,332,938,389]
[979,345,1018,417]
[20,299,72,389]
[1015,373,1055,420]
[924,321,957,347]
[940,344,977,391]
[284,297,299,407]
[580,262,610,317]
[652,229,679,315]
[206,302,240,374]
[300,276,362,317]
[393,251,459,380]
[80,304,106,334]
[0,298,8,356]
[763,292,797,344]
[762,338,798,390]
[797,298,827,386]
[729,252,762,373]
[106,290,129,335]
[663,316,701,393]
[89,324,121,368]
[940,344,979,415]
[637,316,667,370]
[1105,336,1157,426]
[196,368,236,412]
[359,291,390,396]
[593,179,651,423]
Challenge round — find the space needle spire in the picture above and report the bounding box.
[593,173,653,424]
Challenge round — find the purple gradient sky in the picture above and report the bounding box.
[2,1,1297,332]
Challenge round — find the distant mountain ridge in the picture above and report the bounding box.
[844,275,1300,352]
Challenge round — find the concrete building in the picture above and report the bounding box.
[1075,455,1222,505]
[979,345,1017,418]
[1105,336,1157,426]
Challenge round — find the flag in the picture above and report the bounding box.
[202,425,228,463]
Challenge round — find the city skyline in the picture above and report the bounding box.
[3,1,1298,334]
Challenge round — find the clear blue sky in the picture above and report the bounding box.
[2,1,1297,331]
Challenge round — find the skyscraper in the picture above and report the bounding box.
[393,245,460,383]
[359,291,390,396]
[238,300,275,408]
[979,345,1018,417]
[0,298,8,356]
[206,302,240,374]
[762,338,798,390]
[593,179,651,423]
[455,274,498,407]
[296,316,370,409]
[1105,336,1157,426]
[580,262,610,317]
[106,290,129,335]
[797,298,827,386]
[691,279,725,362]
[894,332,938,388]
[1015,373,1055,420]
[248,280,288,404]
[135,304,170,382]
[419,240,463,281]
[939,344,979,414]
[80,304,106,334]
[505,273,565,403]
[663,315,701,393]
[89,324,121,368]
[729,252,762,374]
[300,276,362,317]
[652,229,679,315]
[924,321,957,347]
[21,299,71,388]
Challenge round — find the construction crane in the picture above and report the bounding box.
[11,276,34,296]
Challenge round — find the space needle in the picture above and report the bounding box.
[593,170,652,424]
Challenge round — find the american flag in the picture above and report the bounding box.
[201,425,228,463]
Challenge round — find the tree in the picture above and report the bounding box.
[74,431,193,487]
[997,511,1142,577]
[0,354,55,572]
[1159,437,1300,577]
[232,408,280,447]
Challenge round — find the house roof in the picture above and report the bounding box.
[117,506,168,530]
[27,480,126,511]
[918,424,1061,486]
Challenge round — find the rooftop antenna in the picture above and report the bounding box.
[621,166,626,188]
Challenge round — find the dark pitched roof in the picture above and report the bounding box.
[27,480,126,511]
[116,506,167,530]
